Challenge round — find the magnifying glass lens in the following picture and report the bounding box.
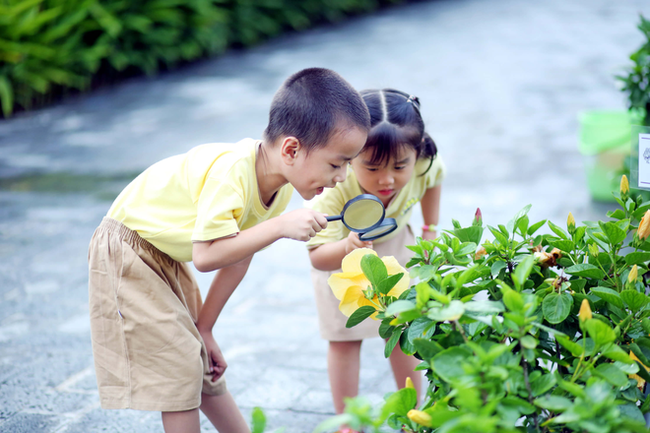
[358,218,398,241]
[344,200,384,231]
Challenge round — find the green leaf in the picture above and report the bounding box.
[251,407,266,433]
[502,287,524,312]
[548,220,569,240]
[431,347,471,382]
[542,292,573,324]
[428,300,465,322]
[464,300,505,314]
[530,373,556,396]
[407,317,436,344]
[361,254,387,288]
[346,306,376,328]
[625,252,650,266]
[548,239,575,252]
[512,255,535,291]
[590,287,624,308]
[585,319,617,347]
[454,226,483,244]
[382,387,417,418]
[0,75,14,117]
[619,403,646,423]
[384,327,401,358]
[521,335,538,349]
[621,290,649,312]
[602,344,635,364]
[413,338,444,360]
[534,395,573,411]
[594,363,628,387]
[491,260,507,277]
[385,300,416,317]
[488,225,509,246]
[528,220,547,236]
[556,335,584,357]
[599,221,627,245]
[377,273,404,295]
[565,263,605,279]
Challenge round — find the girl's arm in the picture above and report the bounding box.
[309,232,372,271]
[420,184,442,240]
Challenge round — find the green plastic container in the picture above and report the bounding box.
[578,110,635,202]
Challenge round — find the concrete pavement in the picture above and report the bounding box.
[2,0,650,431]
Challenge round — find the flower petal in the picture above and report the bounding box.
[341,248,378,274]
[328,273,371,300]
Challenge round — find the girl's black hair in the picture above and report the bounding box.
[360,88,437,175]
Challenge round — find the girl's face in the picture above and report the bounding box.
[351,146,417,206]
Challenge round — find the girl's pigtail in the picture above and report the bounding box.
[418,132,438,176]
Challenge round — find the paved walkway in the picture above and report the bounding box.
[1,0,650,431]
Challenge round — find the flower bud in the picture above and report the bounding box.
[621,175,630,197]
[473,208,482,227]
[588,243,599,258]
[405,377,415,390]
[578,299,592,322]
[629,265,638,284]
[407,410,433,427]
[567,212,576,234]
[474,246,487,260]
[639,210,650,241]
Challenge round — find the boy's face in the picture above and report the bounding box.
[288,126,367,200]
[350,146,417,207]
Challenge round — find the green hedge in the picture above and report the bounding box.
[0,0,403,117]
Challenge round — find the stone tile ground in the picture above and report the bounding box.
[1,0,650,431]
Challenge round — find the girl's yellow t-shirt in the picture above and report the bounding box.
[108,138,293,262]
[305,155,446,248]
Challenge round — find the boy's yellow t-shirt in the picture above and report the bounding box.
[108,138,293,262]
[305,155,446,248]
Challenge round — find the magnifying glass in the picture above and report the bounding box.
[359,218,398,241]
[326,194,385,232]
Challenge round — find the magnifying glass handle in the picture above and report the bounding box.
[326,215,342,222]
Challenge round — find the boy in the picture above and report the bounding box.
[88,68,370,433]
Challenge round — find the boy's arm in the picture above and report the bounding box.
[196,256,253,380]
[309,232,373,271]
[420,184,442,240]
[193,208,328,272]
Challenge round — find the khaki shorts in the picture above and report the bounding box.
[88,217,227,412]
[311,226,415,342]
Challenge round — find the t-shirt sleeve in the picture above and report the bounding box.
[305,188,348,249]
[425,154,447,189]
[192,174,243,242]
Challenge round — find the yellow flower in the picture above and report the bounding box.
[474,246,487,260]
[567,212,575,233]
[639,210,650,241]
[630,351,649,389]
[620,174,630,196]
[629,265,638,284]
[405,377,415,389]
[578,299,592,322]
[328,248,410,318]
[407,410,433,427]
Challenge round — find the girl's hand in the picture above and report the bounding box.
[200,329,227,382]
[278,209,328,241]
[422,229,437,241]
[345,231,373,254]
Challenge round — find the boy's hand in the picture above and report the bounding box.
[278,209,328,241]
[200,330,227,381]
[345,231,373,254]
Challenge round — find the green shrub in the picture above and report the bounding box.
[319,179,650,432]
[0,0,403,117]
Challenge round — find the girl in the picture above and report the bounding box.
[306,89,446,422]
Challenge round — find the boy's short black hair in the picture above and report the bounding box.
[263,68,371,151]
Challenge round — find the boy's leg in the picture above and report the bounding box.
[387,342,422,402]
[161,409,200,433]
[200,391,250,433]
[328,340,362,414]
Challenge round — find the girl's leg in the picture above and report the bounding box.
[200,391,251,433]
[387,342,422,402]
[161,409,201,433]
[328,340,363,414]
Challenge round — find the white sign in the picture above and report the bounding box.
[639,133,650,189]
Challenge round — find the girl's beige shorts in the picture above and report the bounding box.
[88,217,226,412]
[311,226,415,342]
